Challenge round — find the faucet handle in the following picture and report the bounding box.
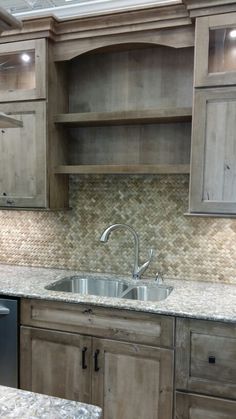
[136,248,154,279]
[155,272,164,285]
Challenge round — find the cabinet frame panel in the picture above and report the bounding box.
[189,86,236,214]
[195,13,236,87]
[0,39,46,102]
[175,318,236,399]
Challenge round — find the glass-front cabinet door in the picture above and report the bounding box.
[195,12,236,87]
[0,39,46,101]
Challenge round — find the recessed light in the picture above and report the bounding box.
[21,53,31,63]
[229,29,236,39]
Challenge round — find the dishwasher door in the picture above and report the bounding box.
[0,298,18,387]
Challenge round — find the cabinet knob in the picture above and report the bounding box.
[208,356,216,364]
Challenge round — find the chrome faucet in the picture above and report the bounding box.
[100,223,153,280]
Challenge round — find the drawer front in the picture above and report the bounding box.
[176,392,236,419]
[176,318,236,399]
[21,299,174,347]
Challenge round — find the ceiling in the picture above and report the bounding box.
[0,0,180,19]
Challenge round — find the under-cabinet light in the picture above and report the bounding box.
[21,53,31,63]
[229,29,236,39]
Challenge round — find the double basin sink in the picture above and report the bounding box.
[46,276,173,302]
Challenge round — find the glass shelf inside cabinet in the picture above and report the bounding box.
[209,28,236,74]
[0,51,35,93]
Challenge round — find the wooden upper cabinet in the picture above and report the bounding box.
[0,39,46,102]
[0,101,47,208]
[189,87,236,214]
[195,13,236,87]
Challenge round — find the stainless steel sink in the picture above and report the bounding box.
[121,285,173,301]
[46,275,173,302]
[46,276,129,298]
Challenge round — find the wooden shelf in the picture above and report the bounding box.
[0,112,23,128]
[54,164,190,175]
[54,108,192,127]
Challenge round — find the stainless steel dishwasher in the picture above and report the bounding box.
[0,298,18,387]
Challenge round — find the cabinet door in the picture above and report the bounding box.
[176,392,236,419]
[0,101,47,208]
[20,326,91,403]
[0,39,46,101]
[92,338,174,419]
[189,87,236,214]
[176,318,236,399]
[195,13,236,87]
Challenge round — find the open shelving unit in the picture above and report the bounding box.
[53,44,194,176]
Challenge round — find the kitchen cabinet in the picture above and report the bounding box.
[195,12,236,87]
[189,11,236,215]
[0,39,46,102]
[0,101,47,208]
[175,318,236,419]
[189,87,236,214]
[20,299,174,419]
[176,392,236,419]
[54,43,193,176]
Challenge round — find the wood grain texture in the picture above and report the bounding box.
[20,326,91,403]
[0,39,46,102]
[21,299,175,348]
[176,392,236,419]
[54,164,190,175]
[92,338,174,419]
[176,318,236,399]
[0,101,47,208]
[190,87,236,214]
[69,46,193,112]
[55,108,192,126]
[195,12,236,87]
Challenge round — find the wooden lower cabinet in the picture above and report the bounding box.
[20,326,174,419]
[20,327,91,403]
[92,338,174,419]
[176,392,236,419]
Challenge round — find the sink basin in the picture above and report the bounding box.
[121,285,173,301]
[46,276,129,298]
[46,275,173,302]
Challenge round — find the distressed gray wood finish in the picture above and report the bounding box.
[69,46,193,112]
[67,123,191,167]
[21,326,91,403]
[176,318,236,399]
[21,299,175,348]
[0,39,46,102]
[92,338,174,419]
[195,12,236,87]
[190,87,236,214]
[0,102,47,208]
[176,392,236,419]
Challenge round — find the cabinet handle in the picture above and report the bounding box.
[94,349,100,372]
[82,347,87,369]
[208,356,216,364]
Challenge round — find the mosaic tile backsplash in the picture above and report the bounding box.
[0,175,236,284]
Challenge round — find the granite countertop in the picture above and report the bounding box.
[0,385,102,418]
[0,263,235,323]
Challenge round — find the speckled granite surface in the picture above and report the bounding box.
[0,263,235,323]
[0,385,101,418]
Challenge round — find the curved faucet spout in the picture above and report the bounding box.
[100,223,153,280]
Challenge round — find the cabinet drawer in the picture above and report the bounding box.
[176,318,236,399]
[21,299,174,347]
[176,392,236,419]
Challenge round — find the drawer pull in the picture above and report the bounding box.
[94,349,100,372]
[208,356,216,364]
[82,347,87,369]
